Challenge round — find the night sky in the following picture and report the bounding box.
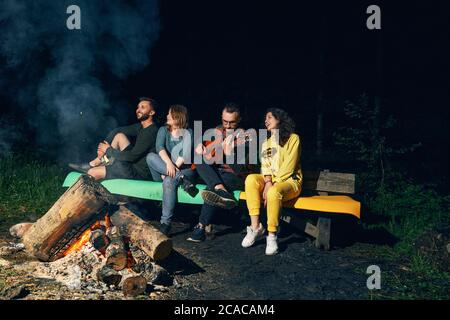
[130,0,450,186]
[1,0,449,187]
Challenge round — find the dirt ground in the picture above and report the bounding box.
[161,222,383,300]
[1,202,447,300]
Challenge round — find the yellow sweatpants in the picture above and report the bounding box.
[245,174,301,233]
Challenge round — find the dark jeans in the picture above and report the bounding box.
[195,164,244,226]
[146,152,197,225]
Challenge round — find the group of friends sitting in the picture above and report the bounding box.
[69,97,302,256]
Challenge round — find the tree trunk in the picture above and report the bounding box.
[21,175,115,262]
[110,206,173,261]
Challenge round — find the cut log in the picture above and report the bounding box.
[110,206,172,261]
[97,265,122,287]
[9,223,34,239]
[89,229,110,253]
[21,175,115,262]
[122,276,148,297]
[105,226,127,271]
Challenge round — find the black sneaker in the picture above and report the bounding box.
[186,224,206,243]
[68,163,91,173]
[159,223,171,236]
[201,189,238,209]
[181,176,199,198]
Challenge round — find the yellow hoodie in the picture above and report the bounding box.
[260,133,302,185]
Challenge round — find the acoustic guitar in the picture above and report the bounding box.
[191,129,254,170]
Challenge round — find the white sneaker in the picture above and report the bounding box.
[265,234,278,255]
[241,223,265,248]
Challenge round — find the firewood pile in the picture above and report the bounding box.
[3,175,175,298]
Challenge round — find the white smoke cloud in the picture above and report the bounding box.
[0,0,160,161]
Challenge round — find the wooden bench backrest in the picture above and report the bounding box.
[302,170,355,195]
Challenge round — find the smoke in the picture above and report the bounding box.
[0,0,160,161]
[0,118,23,155]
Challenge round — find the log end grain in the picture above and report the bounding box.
[122,276,148,297]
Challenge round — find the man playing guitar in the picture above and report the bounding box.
[187,103,255,242]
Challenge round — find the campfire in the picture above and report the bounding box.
[6,175,174,298]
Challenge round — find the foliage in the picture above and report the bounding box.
[335,94,450,299]
[369,181,450,243]
[334,94,421,195]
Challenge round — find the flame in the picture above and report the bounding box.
[62,213,110,256]
[63,228,92,256]
[61,213,136,267]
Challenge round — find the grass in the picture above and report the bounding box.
[351,236,450,300]
[370,264,450,299]
[0,153,66,234]
[358,181,450,299]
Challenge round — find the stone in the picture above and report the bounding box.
[9,222,34,238]
[2,285,30,300]
[0,258,12,267]
[148,264,173,286]
[0,243,25,256]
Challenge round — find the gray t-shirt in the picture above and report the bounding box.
[155,126,193,163]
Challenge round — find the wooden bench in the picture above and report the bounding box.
[63,170,360,250]
[277,170,359,250]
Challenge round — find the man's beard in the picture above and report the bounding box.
[137,112,150,121]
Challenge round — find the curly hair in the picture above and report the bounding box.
[266,108,296,147]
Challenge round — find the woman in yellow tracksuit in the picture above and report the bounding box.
[242,108,302,255]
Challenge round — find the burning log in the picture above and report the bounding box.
[21,175,115,262]
[110,206,173,261]
[89,229,110,253]
[105,226,127,271]
[97,265,122,287]
[122,276,148,297]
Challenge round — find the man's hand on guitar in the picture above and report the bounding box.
[195,143,205,155]
[223,134,235,156]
